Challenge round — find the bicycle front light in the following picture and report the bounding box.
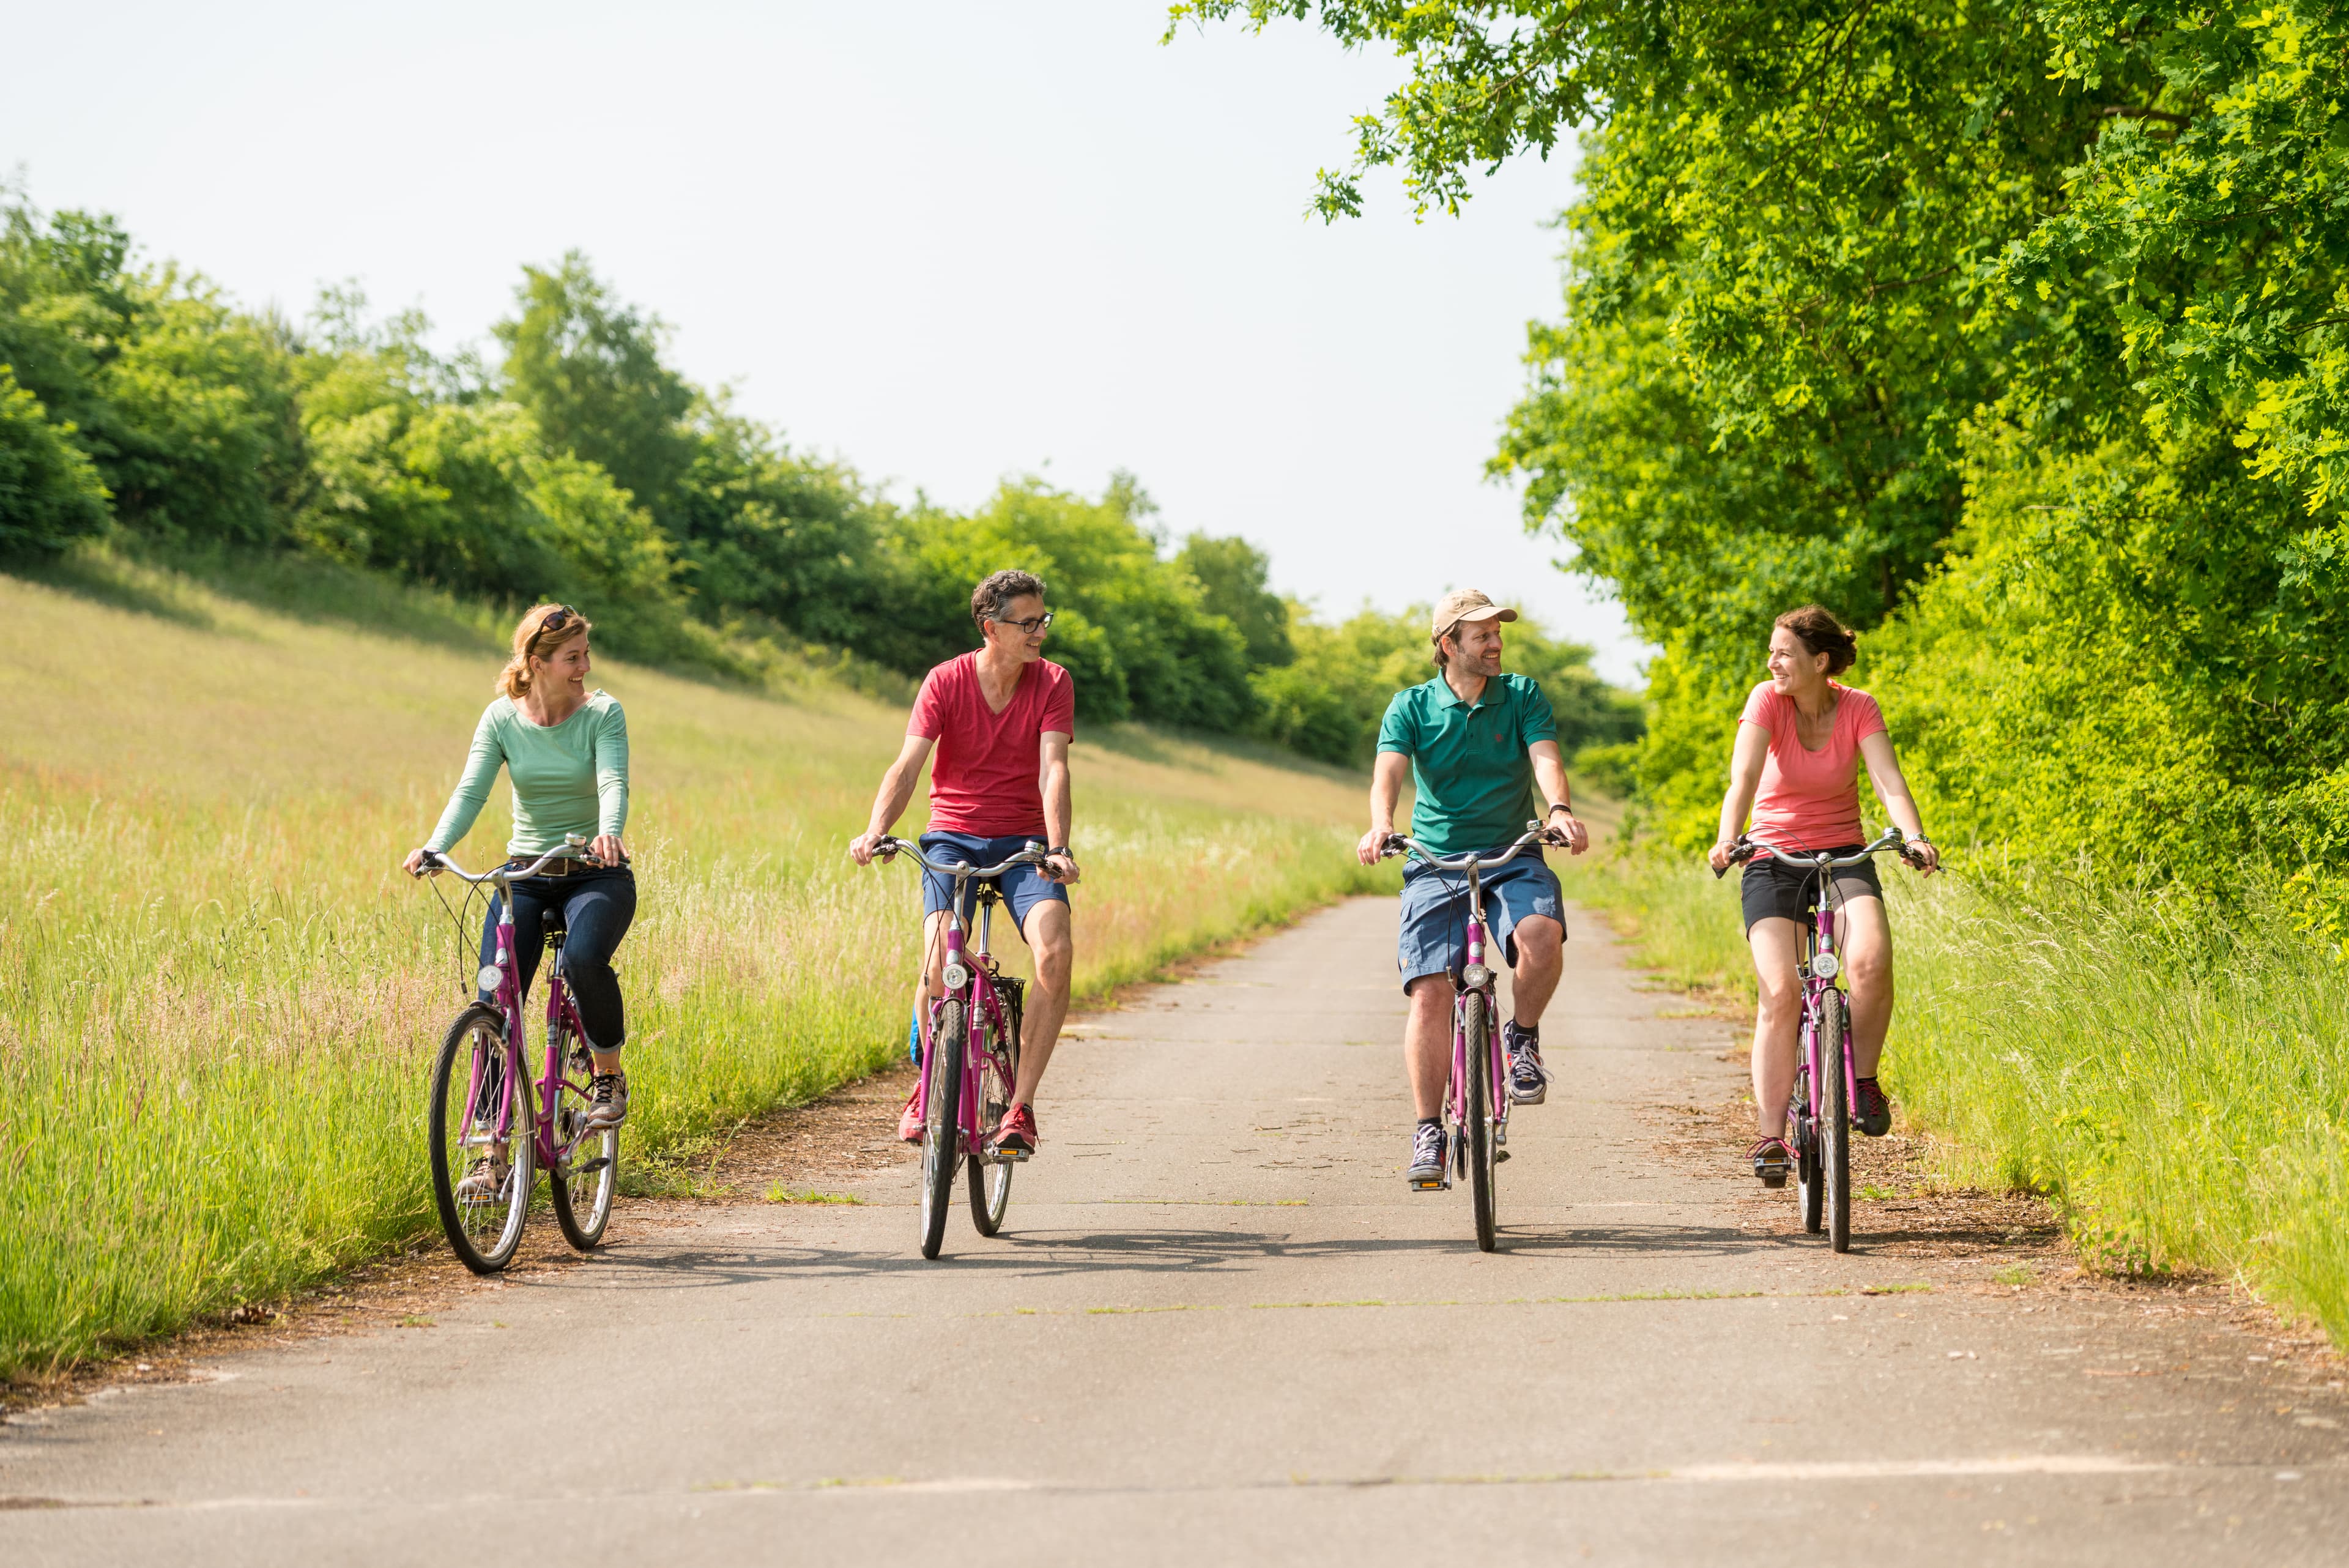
[477,965,504,992]
[1810,951,1840,981]
[1461,963,1494,990]
[943,962,970,991]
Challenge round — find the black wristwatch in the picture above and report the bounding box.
[1048,844,1073,859]
[1547,803,1575,817]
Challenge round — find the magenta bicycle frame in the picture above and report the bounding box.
[913,885,1019,1158]
[465,891,596,1172]
[1450,908,1510,1162]
[1794,888,1855,1135]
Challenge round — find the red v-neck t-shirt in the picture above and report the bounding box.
[1739,680,1887,850]
[909,652,1076,836]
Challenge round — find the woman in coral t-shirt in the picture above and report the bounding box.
[1704,606,1940,1187]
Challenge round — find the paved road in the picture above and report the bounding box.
[7,897,2347,1564]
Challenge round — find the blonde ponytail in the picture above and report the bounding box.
[499,603,592,700]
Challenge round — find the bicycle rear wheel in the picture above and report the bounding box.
[1820,990,1852,1253]
[967,984,1019,1237]
[428,1003,534,1274]
[549,1038,618,1251]
[919,999,965,1260]
[1464,990,1499,1252]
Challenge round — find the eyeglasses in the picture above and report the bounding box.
[992,612,1053,634]
[537,606,578,639]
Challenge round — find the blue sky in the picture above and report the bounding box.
[4,1,1650,682]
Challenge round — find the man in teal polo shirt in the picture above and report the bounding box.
[1355,589,1590,1186]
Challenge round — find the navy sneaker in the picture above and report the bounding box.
[1854,1078,1893,1138]
[1503,1021,1548,1104]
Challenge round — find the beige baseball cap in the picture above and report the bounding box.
[1431,588,1519,642]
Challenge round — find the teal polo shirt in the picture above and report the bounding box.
[1377,672,1559,855]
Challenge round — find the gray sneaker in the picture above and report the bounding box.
[1504,1022,1548,1104]
[455,1151,510,1201]
[1405,1121,1446,1187]
[584,1071,629,1130]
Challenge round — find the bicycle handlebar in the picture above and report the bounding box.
[1379,822,1551,872]
[1712,827,1920,880]
[870,835,1053,882]
[414,839,595,885]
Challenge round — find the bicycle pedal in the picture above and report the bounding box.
[1409,1176,1445,1192]
[1496,1148,1511,1164]
[573,1156,612,1175]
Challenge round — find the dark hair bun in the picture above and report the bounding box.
[1773,604,1857,675]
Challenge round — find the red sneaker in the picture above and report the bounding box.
[896,1088,923,1143]
[988,1103,1038,1160]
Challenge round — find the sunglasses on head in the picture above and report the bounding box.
[538,606,578,639]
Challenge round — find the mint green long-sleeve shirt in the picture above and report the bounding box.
[427,692,631,858]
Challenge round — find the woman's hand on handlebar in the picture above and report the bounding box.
[404,846,440,877]
[1706,838,1744,874]
[1902,836,1941,877]
[587,833,627,869]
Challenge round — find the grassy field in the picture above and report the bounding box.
[1,551,1389,1382]
[1555,844,2349,1346]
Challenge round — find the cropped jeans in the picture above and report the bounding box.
[477,864,637,1051]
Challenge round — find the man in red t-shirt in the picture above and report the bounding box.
[850,569,1082,1157]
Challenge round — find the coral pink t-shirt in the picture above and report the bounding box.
[909,653,1075,837]
[1739,681,1887,850]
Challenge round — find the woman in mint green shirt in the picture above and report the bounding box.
[406,604,637,1135]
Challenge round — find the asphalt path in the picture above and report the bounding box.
[6,896,2347,1564]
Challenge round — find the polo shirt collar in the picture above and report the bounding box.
[1432,674,1493,711]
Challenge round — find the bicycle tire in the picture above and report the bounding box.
[549,1036,618,1252]
[1820,990,1852,1253]
[967,985,1018,1237]
[919,998,965,1260]
[1795,1064,1824,1235]
[1464,990,1499,1252]
[428,1003,534,1274]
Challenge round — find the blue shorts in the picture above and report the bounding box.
[917,831,1068,940]
[1397,850,1565,991]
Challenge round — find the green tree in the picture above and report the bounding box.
[494,252,697,519]
[1178,531,1293,668]
[0,364,109,552]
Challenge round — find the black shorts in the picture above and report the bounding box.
[1739,846,1882,933]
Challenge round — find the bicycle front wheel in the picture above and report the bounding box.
[919,999,965,1260]
[1794,1063,1824,1235]
[967,989,1017,1237]
[1464,990,1499,1252]
[1820,990,1852,1254]
[428,1004,534,1274]
[549,1039,618,1251]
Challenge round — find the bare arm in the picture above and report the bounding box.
[1527,739,1589,855]
[848,733,936,864]
[1356,751,1412,864]
[1858,730,1939,874]
[1706,723,1772,870]
[1038,730,1079,883]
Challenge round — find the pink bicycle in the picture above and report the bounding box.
[874,836,1039,1260]
[1378,822,1548,1253]
[1719,827,1919,1252]
[412,839,619,1273]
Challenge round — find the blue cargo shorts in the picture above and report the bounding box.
[1396,849,1564,992]
[916,831,1068,937]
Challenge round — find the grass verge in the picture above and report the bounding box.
[1,552,1390,1381]
[1556,844,2349,1346]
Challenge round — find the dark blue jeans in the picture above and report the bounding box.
[477,864,637,1050]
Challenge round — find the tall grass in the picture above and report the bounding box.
[1555,844,2349,1345]
[1,555,1387,1380]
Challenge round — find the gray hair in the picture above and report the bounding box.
[971,568,1047,630]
